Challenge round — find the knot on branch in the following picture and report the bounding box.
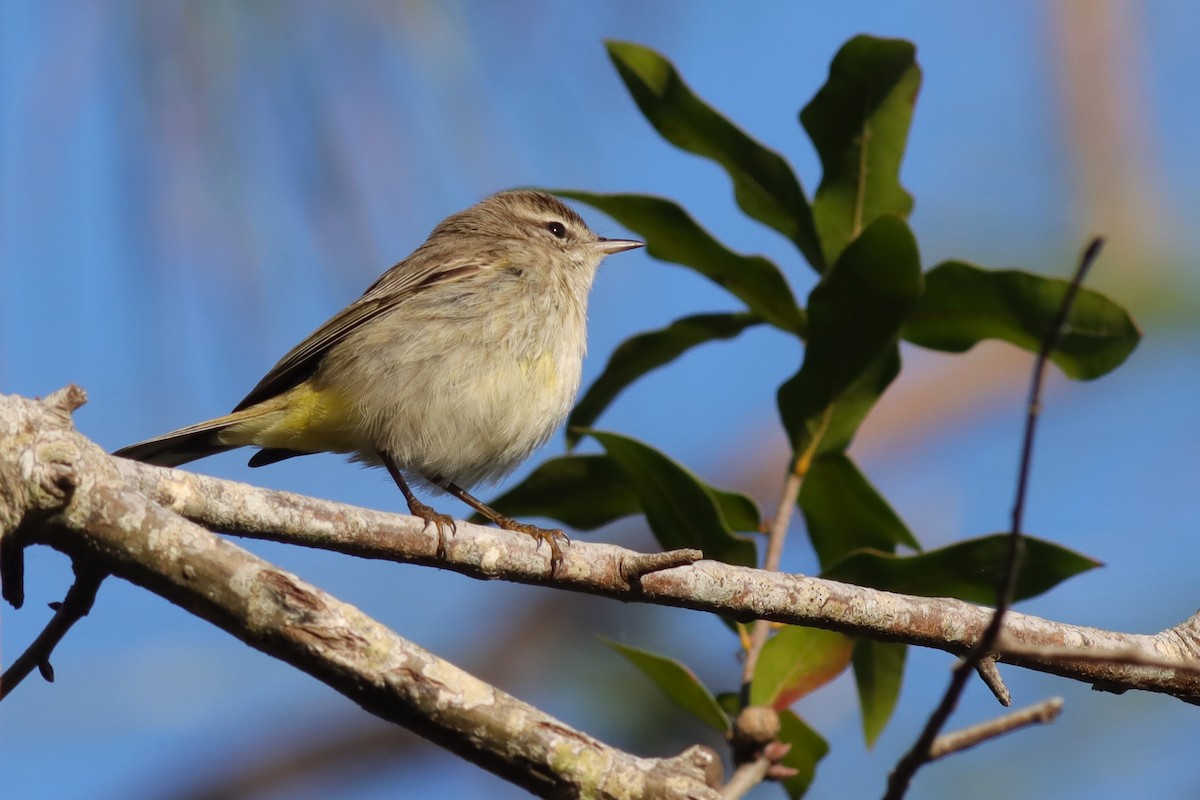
[618,548,703,588]
[644,744,724,797]
[29,442,82,511]
[1162,612,1200,662]
[0,387,89,536]
[43,385,88,417]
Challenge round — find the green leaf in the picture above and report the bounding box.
[778,710,830,799]
[485,453,760,534]
[605,40,825,271]
[567,312,764,447]
[605,640,730,734]
[799,453,921,568]
[484,454,640,531]
[710,487,762,535]
[853,639,906,747]
[777,216,922,459]
[905,261,1142,380]
[715,691,740,719]
[555,191,805,334]
[750,626,853,709]
[801,35,920,265]
[822,534,1103,604]
[587,431,758,565]
[806,35,916,266]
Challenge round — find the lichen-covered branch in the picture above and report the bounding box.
[1,389,720,798]
[109,437,1200,703]
[3,386,1200,799]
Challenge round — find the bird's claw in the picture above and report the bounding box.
[497,519,570,573]
[407,499,457,559]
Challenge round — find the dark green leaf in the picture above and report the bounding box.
[555,191,805,334]
[801,35,920,264]
[485,453,760,534]
[822,534,1102,604]
[605,40,824,270]
[588,431,758,565]
[482,453,753,534]
[710,487,762,535]
[799,453,921,568]
[716,691,741,719]
[905,261,1141,380]
[567,312,764,447]
[605,639,730,734]
[750,626,853,709]
[777,216,922,459]
[853,639,906,747]
[778,710,829,799]
[484,454,640,531]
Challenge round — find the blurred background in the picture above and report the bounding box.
[3,2,1199,798]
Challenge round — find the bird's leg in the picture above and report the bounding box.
[443,482,569,573]
[379,451,456,559]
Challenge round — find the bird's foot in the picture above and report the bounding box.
[496,518,570,573]
[407,498,457,559]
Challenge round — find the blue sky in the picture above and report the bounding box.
[3,3,1199,798]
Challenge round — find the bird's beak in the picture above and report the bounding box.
[592,237,644,255]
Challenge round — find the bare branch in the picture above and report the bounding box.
[4,384,1200,799]
[928,697,1064,761]
[1,389,719,798]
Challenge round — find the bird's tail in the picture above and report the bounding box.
[113,407,268,468]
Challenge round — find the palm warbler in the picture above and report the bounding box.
[115,190,642,568]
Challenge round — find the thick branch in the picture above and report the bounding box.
[5,386,1200,724]
[1,390,719,798]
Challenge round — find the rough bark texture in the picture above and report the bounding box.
[4,387,1200,796]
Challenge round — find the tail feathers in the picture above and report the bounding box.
[114,416,245,468]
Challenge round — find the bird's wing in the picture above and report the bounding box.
[232,256,484,411]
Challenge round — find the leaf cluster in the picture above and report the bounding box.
[489,35,1138,797]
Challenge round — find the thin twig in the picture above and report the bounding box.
[720,757,772,800]
[1,562,104,699]
[884,237,1104,799]
[975,657,1011,706]
[928,697,1064,761]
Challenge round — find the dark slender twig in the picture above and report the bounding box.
[884,237,1104,799]
[1,562,105,699]
[1,533,26,608]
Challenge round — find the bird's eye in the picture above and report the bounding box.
[545,221,567,239]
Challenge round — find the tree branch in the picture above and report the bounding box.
[3,385,1200,798]
[1,389,719,798]
[105,447,1200,703]
[927,697,1064,761]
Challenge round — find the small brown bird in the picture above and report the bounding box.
[115,190,643,567]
